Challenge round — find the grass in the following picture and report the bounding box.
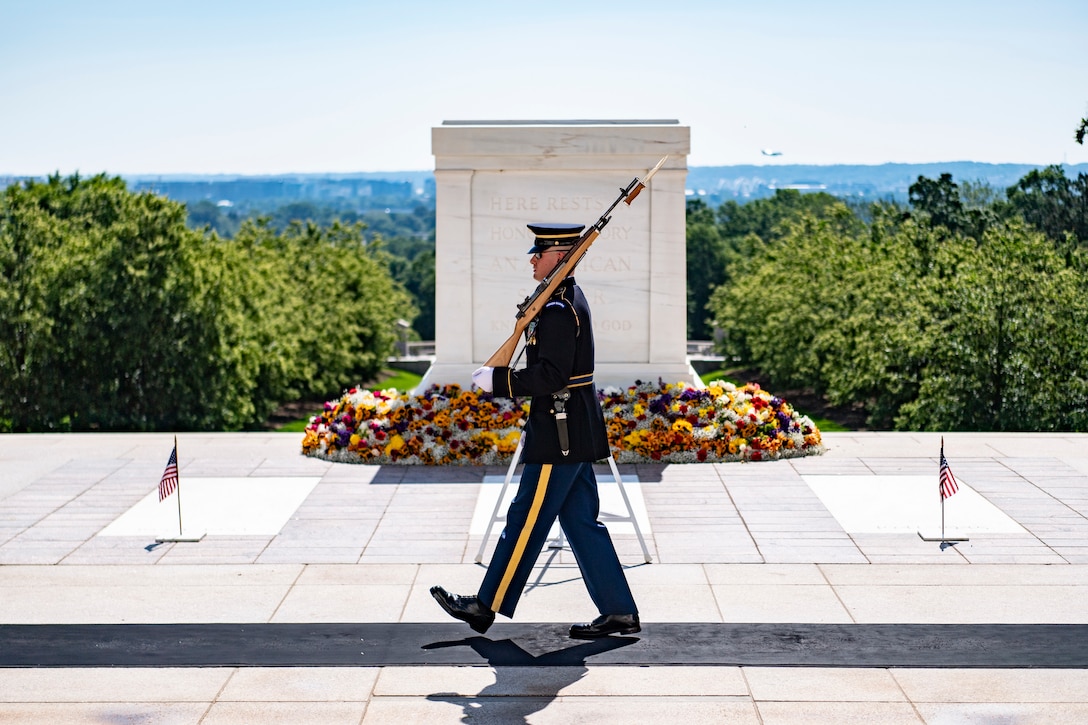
[697,369,741,385]
[377,368,424,392]
[808,417,851,432]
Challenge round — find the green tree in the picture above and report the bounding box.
[186,199,242,237]
[1002,165,1088,248]
[906,173,991,241]
[693,190,862,344]
[708,207,864,391]
[0,175,414,432]
[707,195,1088,431]
[394,248,435,340]
[685,198,728,339]
[0,174,227,430]
[715,189,851,243]
[282,219,416,398]
[897,221,1088,430]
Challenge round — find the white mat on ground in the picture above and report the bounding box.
[802,475,1026,535]
[471,474,650,537]
[98,477,321,537]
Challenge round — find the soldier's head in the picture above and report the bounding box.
[527,222,584,282]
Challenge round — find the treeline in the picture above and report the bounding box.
[692,165,1088,431]
[0,174,414,432]
[187,199,436,341]
[6,164,1086,434]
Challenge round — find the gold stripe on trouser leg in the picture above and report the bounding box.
[491,464,552,612]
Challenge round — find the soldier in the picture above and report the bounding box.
[430,222,640,639]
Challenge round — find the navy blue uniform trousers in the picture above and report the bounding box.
[478,461,638,619]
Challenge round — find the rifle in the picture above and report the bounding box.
[484,155,669,368]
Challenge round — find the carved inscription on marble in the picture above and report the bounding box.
[471,174,651,363]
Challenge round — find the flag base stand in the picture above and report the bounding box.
[917,531,969,543]
[156,531,206,543]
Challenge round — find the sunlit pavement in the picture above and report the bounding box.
[2,431,1087,723]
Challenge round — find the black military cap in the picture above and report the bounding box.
[527,222,585,254]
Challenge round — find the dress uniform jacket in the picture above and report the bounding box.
[490,277,610,464]
[479,275,637,619]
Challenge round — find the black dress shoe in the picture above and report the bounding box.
[430,585,495,634]
[569,613,641,639]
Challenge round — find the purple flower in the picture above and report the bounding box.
[648,393,672,416]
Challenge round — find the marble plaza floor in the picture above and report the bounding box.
[1,431,1087,723]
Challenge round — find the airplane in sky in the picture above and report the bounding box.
[761,148,783,157]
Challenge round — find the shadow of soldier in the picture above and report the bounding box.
[423,635,638,723]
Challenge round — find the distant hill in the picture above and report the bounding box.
[4,163,1084,209]
[685,162,1088,204]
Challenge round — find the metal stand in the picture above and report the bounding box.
[918,477,969,544]
[155,532,206,543]
[474,434,652,564]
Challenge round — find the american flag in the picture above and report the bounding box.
[158,444,179,501]
[939,444,959,500]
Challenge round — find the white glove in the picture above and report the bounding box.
[472,366,494,392]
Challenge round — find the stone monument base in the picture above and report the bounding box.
[430,120,693,396]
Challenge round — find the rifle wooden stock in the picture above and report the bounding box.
[483,156,668,369]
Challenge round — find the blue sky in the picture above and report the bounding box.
[2,0,1086,175]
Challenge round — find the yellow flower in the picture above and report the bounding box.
[671,419,693,433]
[384,434,405,456]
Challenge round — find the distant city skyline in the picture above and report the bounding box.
[2,0,1086,175]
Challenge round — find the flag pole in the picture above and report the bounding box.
[918,436,968,544]
[174,435,182,535]
[156,435,205,543]
[939,437,946,541]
